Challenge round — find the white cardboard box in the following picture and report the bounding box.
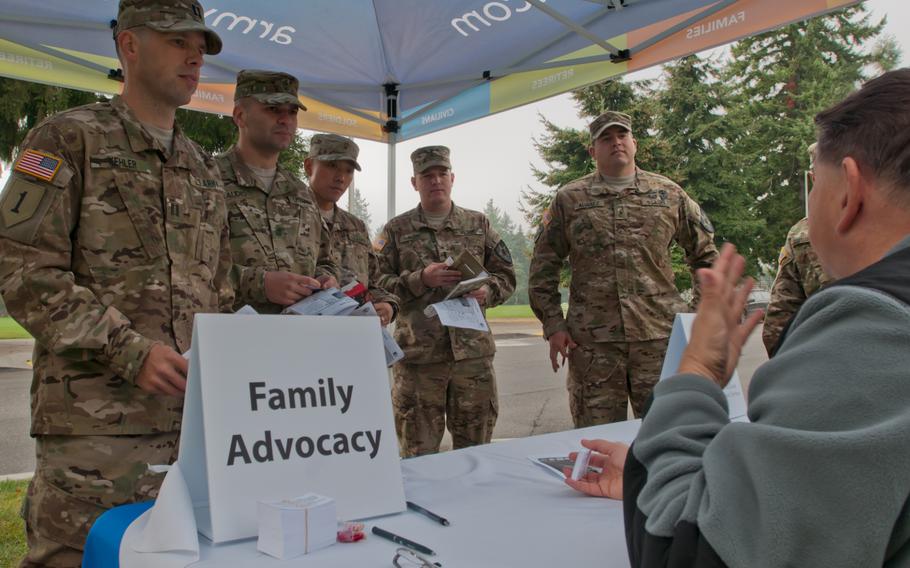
[257,494,336,559]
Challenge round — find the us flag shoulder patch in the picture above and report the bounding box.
[14,149,63,182]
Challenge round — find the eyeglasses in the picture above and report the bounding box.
[392,547,442,567]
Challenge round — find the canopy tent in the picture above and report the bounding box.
[0,0,859,216]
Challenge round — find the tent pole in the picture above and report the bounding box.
[387,133,397,220]
[383,83,401,221]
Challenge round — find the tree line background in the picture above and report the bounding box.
[0,5,900,306]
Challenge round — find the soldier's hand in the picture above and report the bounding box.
[548,331,577,372]
[375,302,394,326]
[420,262,463,288]
[264,271,322,305]
[465,284,490,305]
[136,344,188,396]
[317,274,338,290]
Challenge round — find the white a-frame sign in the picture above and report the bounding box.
[659,313,749,422]
[179,314,405,543]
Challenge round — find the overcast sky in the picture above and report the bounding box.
[334,0,909,234]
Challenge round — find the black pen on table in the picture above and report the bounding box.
[407,501,450,526]
[371,526,435,556]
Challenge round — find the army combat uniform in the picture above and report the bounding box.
[529,167,717,426]
[376,202,515,457]
[325,206,399,311]
[306,133,398,312]
[0,95,232,565]
[217,148,336,313]
[762,217,833,354]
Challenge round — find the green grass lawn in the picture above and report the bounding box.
[0,318,30,340]
[0,480,27,567]
[486,304,535,318]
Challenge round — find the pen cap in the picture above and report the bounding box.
[570,448,592,481]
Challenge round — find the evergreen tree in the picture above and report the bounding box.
[484,199,530,305]
[723,5,899,265]
[0,79,99,162]
[346,186,373,229]
[654,55,761,281]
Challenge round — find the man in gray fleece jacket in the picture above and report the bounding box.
[567,68,910,567]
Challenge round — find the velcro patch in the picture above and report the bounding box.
[1,177,47,228]
[778,245,792,267]
[494,240,513,264]
[373,232,388,252]
[14,149,62,182]
[90,155,151,173]
[541,208,553,228]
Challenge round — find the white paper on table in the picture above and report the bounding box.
[659,313,749,422]
[426,297,489,331]
[119,462,200,568]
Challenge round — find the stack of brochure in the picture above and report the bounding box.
[442,250,491,301]
[423,251,492,331]
[283,283,405,366]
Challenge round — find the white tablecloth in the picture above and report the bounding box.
[128,420,640,567]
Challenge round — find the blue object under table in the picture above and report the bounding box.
[82,501,154,568]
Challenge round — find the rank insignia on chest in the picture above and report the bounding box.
[14,149,62,183]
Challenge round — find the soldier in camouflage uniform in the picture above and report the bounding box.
[762,144,834,355]
[305,133,398,325]
[529,111,718,427]
[375,146,516,457]
[218,70,337,314]
[0,2,229,565]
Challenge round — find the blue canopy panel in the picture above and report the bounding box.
[0,0,861,142]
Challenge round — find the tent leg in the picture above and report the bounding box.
[387,134,397,220]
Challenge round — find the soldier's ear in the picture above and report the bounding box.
[116,30,141,65]
[587,145,595,160]
[411,176,417,190]
[303,158,314,178]
[232,103,244,129]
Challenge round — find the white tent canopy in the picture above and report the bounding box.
[0,0,859,215]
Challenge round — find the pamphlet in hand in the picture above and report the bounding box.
[350,301,405,366]
[447,249,487,279]
[425,296,489,332]
[282,288,360,316]
[282,284,405,367]
[442,251,491,301]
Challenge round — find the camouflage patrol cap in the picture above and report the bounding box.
[590,110,632,139]
[234,70,307,110]
[411,146,452,173]
[309,134,362,171]
[808,142,818,169]
[114,0,222,55]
